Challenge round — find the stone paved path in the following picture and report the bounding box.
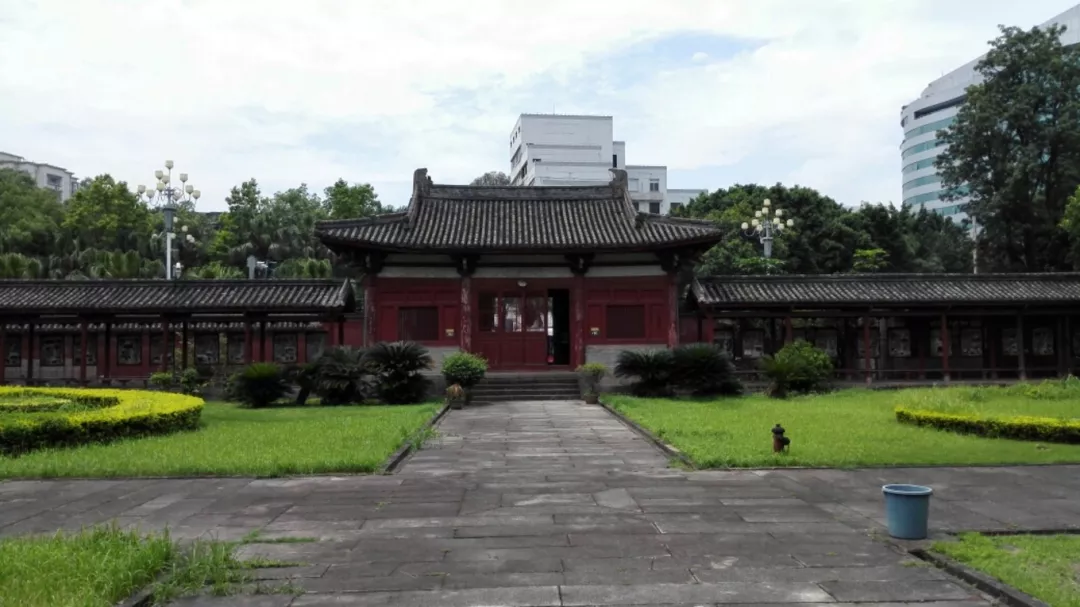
[3,401,1078,605]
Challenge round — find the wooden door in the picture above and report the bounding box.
[475,289,548,369]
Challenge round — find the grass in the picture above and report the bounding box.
[933,533,1080,607]
[605,387,1080,468]
[0,525,173,607]
[0,401,439,478]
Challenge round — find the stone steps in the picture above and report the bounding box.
[471,375,581,402]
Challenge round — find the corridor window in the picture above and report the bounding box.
[478,293,497,332]
[398,306,439,341]
[606,305,646,339]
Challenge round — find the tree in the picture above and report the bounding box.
[470,171,511,187]
[0,169,64,257]
[324,179,385,219]
[937,23,1080,272]
[62,175,154,253]
[852,249,889,273]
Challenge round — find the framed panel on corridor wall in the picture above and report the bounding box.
[584,277,669,344]
[375,279,460,346]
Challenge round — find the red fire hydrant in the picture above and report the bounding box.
[772,423,790,453]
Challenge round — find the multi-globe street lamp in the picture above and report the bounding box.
[740,198,795,259]
[136,160,201,280]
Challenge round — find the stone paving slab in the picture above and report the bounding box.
[5,401,1079,605]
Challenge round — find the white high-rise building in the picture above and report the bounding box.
[0,151,78,202]
[899,4,1080,222]
[508,114,706,215]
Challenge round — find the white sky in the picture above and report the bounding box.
[2,0,1077,210]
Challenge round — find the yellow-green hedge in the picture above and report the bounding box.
[0,388,203,455]
[895,406,1080,444]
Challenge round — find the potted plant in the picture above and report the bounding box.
[441,352,488,405]
[446,383,467,409]
[576,362,608,404]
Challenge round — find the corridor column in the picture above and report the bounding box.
[79,319,88,385]
[1017,312,1027,381]
[941,313,950,383]
[455,255,478,353]
[567,254,592,368]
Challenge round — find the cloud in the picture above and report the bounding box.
[1,0,1077,210]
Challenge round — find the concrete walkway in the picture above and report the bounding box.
[3,401,1078,605]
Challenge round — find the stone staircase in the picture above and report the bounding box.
[469,373,581,402]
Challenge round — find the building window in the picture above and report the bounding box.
[227,334,246,364]
[902,116,956,140]
[398,306,439,341]
[612,154,618,168]
[648,202,661,215]
[41,337,64,367]
[902,175,942,191]
[649,179,660,192]
[901,138,946,159]
[46,174,62,187]
[74,334,98,366]
[606,305,646,339]
[273,334,298,363]
[306,332,327,361]
[195,334,220,365]
[4,335,21,367]
[118,335,142,365]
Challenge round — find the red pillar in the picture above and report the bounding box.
[259,321,267,362]
[0,324,6,385]
[1017,312,1027,381]
[103,322,112,382]
[26,322,35,385]
[572,273,585,367]
[364,275,377,348]
[666,271,679,349]
[941,313,950,382]
[181,321,189,371]
[784,317,794,344]
[460,275,472,353]
[160,317,170,373]
[862,316,872,386]
[79,320,88,385]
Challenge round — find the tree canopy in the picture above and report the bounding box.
[674,184,973,275]
[470,171,511,186]
[937,23,1080,272]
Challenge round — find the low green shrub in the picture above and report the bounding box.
[615,350,675,397]
[895,407,1080,444]
[0,387,203,455]
[148,372,174,391]
[0,394,74,413]
[178,368,204,396]
[442,352,488,390]
[367,342,432,404]
[672,343,742,396]
[761,340,833,398]
[228,363,290,409]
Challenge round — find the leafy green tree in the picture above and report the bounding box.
[0,169,64,257]
[62,175,154,253]
[937,23,1080,272]
[0,253,43,279]
[324,179,385,219]
[852,249,889,273]
[470,171,511,186]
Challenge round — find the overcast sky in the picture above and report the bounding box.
[2,0,1077,212]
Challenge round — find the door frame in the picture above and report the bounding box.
[472,278,574,371]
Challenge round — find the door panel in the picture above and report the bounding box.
[474,289,550,369]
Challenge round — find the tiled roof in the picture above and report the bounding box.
[0,280,355,315]
[316,169,723,253]
[693,274,1080,308]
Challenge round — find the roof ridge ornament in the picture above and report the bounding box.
[608,168,639,226]
[406,168,433,230]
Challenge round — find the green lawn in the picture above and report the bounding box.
[933,533,1080,607]
[0,401,439,478]
[0,525,173,607]
[605,388,1080,468]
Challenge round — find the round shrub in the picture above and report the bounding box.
[442,352,488,390]
[148,372,174,391]
[575,362,608,395]
[0,387,203,455]
[761,340,833,398]
[228,363,290,408]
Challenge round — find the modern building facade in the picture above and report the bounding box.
[508,114,707,215]
[0,151,78,202]
[899,3,1080,222]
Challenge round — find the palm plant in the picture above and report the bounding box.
[366,341,432,404]
[309,346,371,405]
[614,349,676,397]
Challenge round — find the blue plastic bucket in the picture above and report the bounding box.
[882,484,933,540]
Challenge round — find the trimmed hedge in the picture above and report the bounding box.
[0,388,203,455]
[895,406,1080,444]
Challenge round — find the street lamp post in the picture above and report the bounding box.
[741,198,795,259]
[137,160,201,280]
